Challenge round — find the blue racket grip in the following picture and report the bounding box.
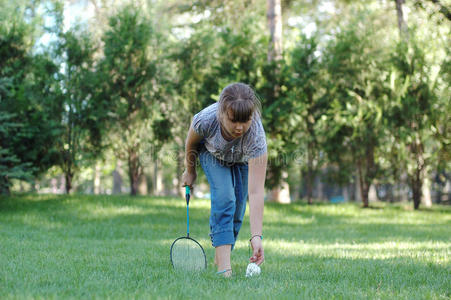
[185,186,190,205]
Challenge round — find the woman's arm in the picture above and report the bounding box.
[182,126,203,187]
[248,152,267,265]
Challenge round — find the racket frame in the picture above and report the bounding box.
[170,236,207,270]
[170,185,207,270]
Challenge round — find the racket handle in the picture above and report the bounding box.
[185,186,190,237]
[185,186,190,205]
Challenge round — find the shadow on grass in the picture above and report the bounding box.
[0,194,211,242]
[262,202,451,244]
[1,195,450,245]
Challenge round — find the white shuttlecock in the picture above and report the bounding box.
[245,263,261,277]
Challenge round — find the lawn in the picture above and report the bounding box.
[0,194,450,299]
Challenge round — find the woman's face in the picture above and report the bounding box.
[220,108,253,139]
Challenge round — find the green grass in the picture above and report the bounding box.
[0,194,450,299]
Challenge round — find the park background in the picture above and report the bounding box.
[1,0,450,209]
[1,1,451,299]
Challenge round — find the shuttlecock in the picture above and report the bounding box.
[245,263,261,277]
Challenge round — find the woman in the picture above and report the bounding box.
[182,82,267,277]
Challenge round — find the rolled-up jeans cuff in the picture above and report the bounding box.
[210,230,235,248]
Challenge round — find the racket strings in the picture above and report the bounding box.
[171,238,206,271]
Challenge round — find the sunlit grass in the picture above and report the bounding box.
[0,194,450,299]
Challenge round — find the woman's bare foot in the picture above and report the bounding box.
[217,269,233,277]
[216,245,232,276]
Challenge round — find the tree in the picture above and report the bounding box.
[287,34,327,204]
[164,1,298,201]
[55,26,101,193]
[388,37,442,209]
[267,0,283,62]
[387,0,448,209]
[165,22,220,194]
[321,10,389,207]
[0,11,62,194]
[263,0,293,203]
[435,44,451,170]
[0,114,35,195]
[413,0,451,22]
[98,5,159,195]
[395,0,408,40]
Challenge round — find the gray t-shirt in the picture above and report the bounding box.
[192,103,267,163]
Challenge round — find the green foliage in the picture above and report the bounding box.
[35,1,105,193]
[164,13,268,187]
[283,34,327,199]
[212,16,266,92]
[2,0,450,202]
[321,11,388,187]
[385,29,445,208]
[101,5,157,119]
[166,21,220,146]
[258,58,298,187]
[0,114,35,194]
[435,43,451,169]
[97,5,162,195]
[0,13,62,194]
[288,35,326,153]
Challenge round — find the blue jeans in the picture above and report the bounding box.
[199,148,248,249]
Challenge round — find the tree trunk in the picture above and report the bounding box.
[267,0,283,62]
[59,175,66,193]
[409,132,426,210]
[358,139,377,208]
[422,173,432,207]
[94,163,101,194]
[269,176,291,203]
[410,154,425,210]
[153,158,163,196]
[0,176,11,195]
[138,173,148,195]
[128,148,142,196]
[368,184,378,202]
[30,180,37,192]
[112,161,123,194]
[65,172,73,194]
[343,185,350,202]
[316,172,324,200]
[305,107,317,205]
[399,172,409,202]
[355,172,362,203]
[410,160,424,210]
[444,179,451,203]
[395,0,408,40]
[306,141,314,204]
[267,0,288,203]
[411,174,422,210]
[357,158,369,208]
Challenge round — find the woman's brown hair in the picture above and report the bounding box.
[217,83,261,122]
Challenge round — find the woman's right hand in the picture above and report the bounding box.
[250,236,264,266]
[182,169,197,188]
